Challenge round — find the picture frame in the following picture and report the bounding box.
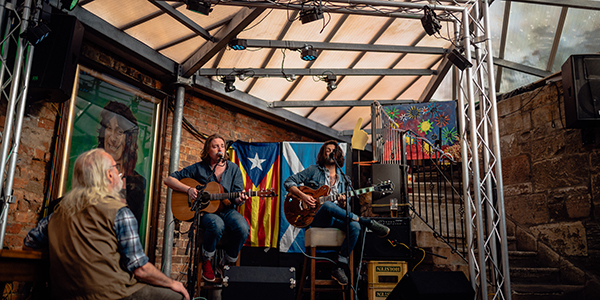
[55,65,161,248]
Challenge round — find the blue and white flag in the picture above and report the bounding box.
[279,142,346,253]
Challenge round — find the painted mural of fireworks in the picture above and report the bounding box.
[442,126,458,145]
[434,112,450,127]
[384,106,401,120]
[407,105,422,119]
[426,102,442,118]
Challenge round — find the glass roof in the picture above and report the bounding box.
[78,0,600,135]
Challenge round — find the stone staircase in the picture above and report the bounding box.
[506,219,600,300]
[408,207,600,299]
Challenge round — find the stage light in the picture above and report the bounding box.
[301,45,318,61]
[61,0,79,11]
[229,39,247,50]
[325,74,337,91]
[223,75,236,93]
[300,7,323,24]
[24,23,51,46]
[187,0,212,15]
[421,6,441,36]
[447,49,473,71]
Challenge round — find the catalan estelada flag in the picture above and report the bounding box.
[229,141,280,248]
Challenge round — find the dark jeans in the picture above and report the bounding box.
[311,201,361,258]
[121,284,185,300]
[200,207,250,263]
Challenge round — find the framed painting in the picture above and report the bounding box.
[56,65,161,247]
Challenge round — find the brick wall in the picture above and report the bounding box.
[498,80,600,276]
[156,94,315,279]
[1,41,316,289]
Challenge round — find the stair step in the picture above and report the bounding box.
[512,284,586,300]
[510,267,560,284]
[509,251,540,268]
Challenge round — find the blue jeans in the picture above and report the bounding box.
[311,201,361,259]
[200,208,249,263]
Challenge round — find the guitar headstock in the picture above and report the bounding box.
[256,189,278,198]
[374,180,395,193]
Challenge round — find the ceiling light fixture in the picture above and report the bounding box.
[222,75,236,92]
[187,0,212,15]
[301,45,318,61]
[421,6,441,36]
[447,49,473,71]
[24,23,51,46]
[325,74,337,91]
[229,39,247,50]
[300,7,323,24]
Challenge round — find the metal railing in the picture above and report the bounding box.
[372,101,467,262]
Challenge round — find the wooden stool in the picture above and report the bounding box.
[296,228,354,300]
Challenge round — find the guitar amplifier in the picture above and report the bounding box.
[222,266,296,300]
[361,217,412,260]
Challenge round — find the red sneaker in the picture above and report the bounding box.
[202,260,215,282]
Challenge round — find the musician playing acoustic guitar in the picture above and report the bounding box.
[164,134,249,282]
[283,140,390,286]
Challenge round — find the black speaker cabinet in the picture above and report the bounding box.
[29,14,84,103]
[222,266,296,300]
[561,54,600,128]
[371,164,404,214]
[386,271,475,300]
[362,217,411,260]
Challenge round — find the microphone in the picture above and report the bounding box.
[217,152,224,162]
[328,149,336,160]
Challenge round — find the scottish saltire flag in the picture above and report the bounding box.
[279,142,346,253]
[229,141,280,248]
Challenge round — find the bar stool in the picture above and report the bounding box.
[194,229,240,298]
[296,228,354,300]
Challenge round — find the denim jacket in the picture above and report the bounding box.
[170,160,245,208]
[283,164,347,194]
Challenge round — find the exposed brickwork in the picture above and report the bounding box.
[498,81,600,277]
[2,39,317,299]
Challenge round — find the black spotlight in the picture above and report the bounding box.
[229,39,248,50]
[60,0,79,11]
[325,74,337,91]
[24,23,51,46]
[421,5,441,36]
[223,75,236,93]
[447,49,473,71]
[300,7,323,24]
[301,46,318,61]
[187,0,212,15]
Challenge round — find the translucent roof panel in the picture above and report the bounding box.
[504,2,562,70]
[552,8,600,72]
[78,0,600,136]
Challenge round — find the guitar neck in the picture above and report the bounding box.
[319,186,375,204]
[209,191,256,200]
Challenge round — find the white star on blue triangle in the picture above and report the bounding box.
[248,153,266,171]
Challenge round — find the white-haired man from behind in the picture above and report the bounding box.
[24,148,189,300]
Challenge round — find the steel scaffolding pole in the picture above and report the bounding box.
[0,0,33,247]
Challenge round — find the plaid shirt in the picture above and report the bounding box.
[24,207,148,272]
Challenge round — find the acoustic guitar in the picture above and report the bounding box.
[171,178,277,221]
[283,181,394,228]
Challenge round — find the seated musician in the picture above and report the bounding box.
[283,140,390,286]
[24,149,189,300]
[164,134,249,282]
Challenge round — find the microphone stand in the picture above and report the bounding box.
[331,150,355,298]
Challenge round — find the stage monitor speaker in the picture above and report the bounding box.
[561,54,600,128]
[222,266,295,300]
[371,164,403,214]
[362,217,411,261]
[386,271,475,300]
[29,14,84,103]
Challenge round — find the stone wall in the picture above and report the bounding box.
[498,79,600,276]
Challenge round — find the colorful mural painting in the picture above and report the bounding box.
[383,101,459,160]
